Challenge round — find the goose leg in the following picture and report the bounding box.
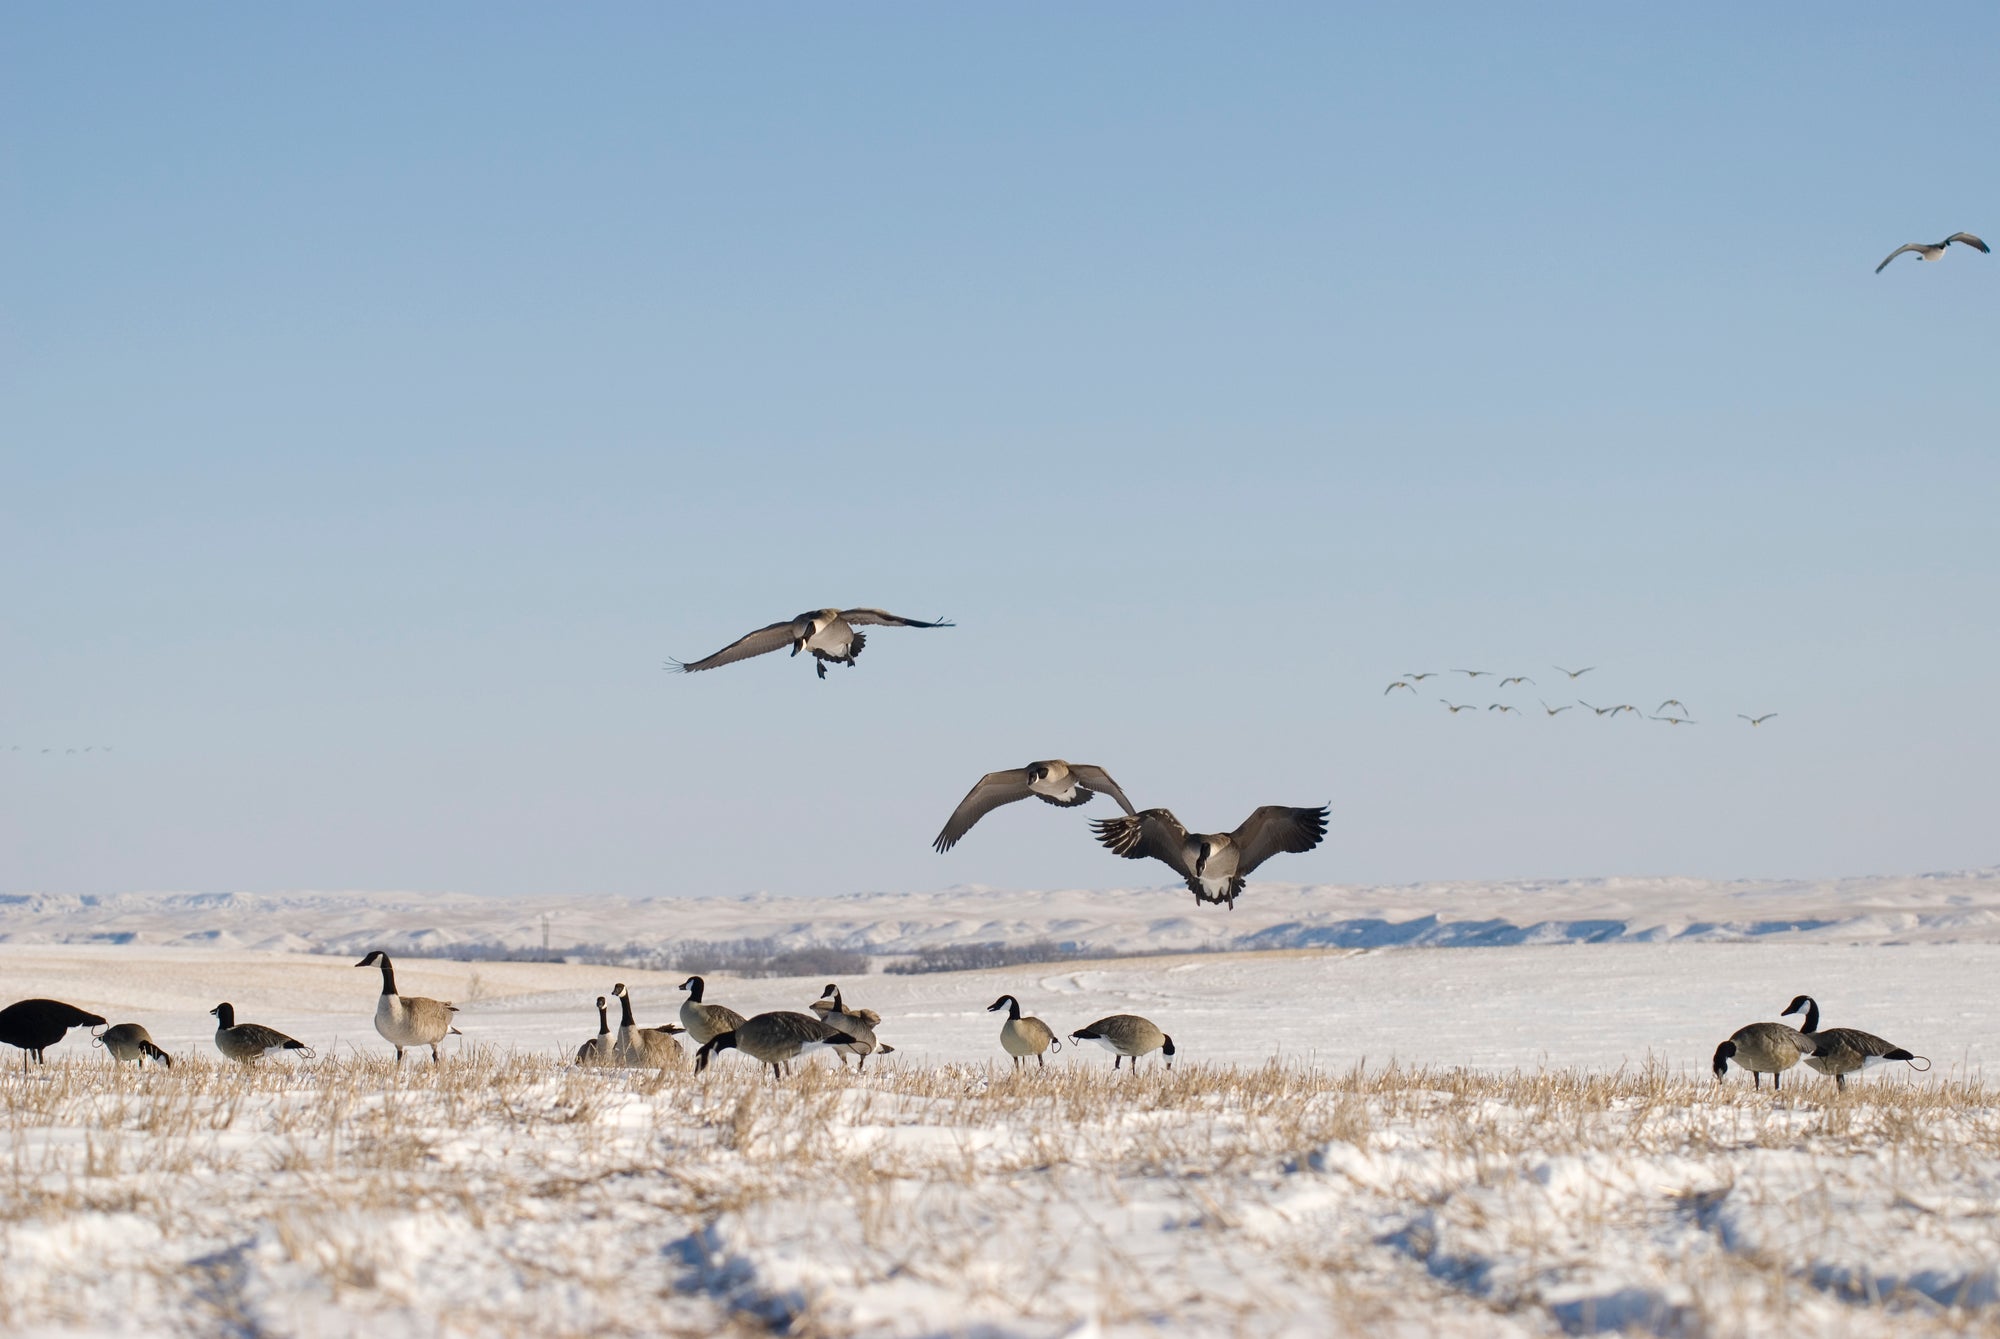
[431,1044,442,1063]
[394,1046,405,1065]
[1114,1056,1122,1070]
[1752,1072,1761,1090]
[1836,1073,1846,1092]
[1774,1072,1781,1091]
[816,661,828,680]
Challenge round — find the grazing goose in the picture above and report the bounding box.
[677,976,748,1045]
[357,951,461,1064]
[1091,804,1330,909]
[610,983,687,1068]
[932,760,1137,852]
[0,998,107,1066]
[1780,995,1929,1091]
[575,996,614,1066]
[1712,1021,1814,1089]
[1875,231,1989,273]
[693,1012,858,1081]
[210,1003,313,1064]
[1069,1015,1174,1071]
[808,984,895,1070]
[988,995,1060,1068]
[670,608,954,680]
[96,1023,172,1068]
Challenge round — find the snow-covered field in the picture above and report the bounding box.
[2,893,1997,1337]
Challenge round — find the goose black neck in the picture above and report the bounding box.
[596,1001,610,1034]
[375,955,398,996]
[1799,997,1820,1033]
[617,990,637,1029]
[1001,995,1020,1019]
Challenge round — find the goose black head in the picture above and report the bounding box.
[818,983,838,1000]
[1780,995,1812,1018]
[1027,763,1049,783]
[356,951,387,969]
[679,976,703,998]
[987,995,1019,1016]
[1712,1040,1736,1080]
[210,1003,235,1028]
[595,996,607,1010]
[612,982,629,998]
[694,1031,739,1072]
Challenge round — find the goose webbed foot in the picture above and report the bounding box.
[816,660,828,680]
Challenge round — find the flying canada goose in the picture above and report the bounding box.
[1498,676,1534,688]
[610,983,686,1068]
[1658,700,1689,716]
[677,976,748,1046]
[933,760,1137,853]
[1404,672,1438,682]
[210,1003,313,1064]
[1780,995,1930,1091]
[1384,681,1414,695]
[575,996,614,1066]
[1441,700,1475,714]
[96,1023,172,1068]
[1650,715,1698,725]
[1738,714,1778,727]
[987,995,1061,1068]
[1875,232,1989,273]
[1453,669,1492,679]
[1553,665,1595,680]
[0,998,107,1066]
[670,608,954,680]
[693,1012,859,1081]
[356,951,461,1064]
[1610,704,1642,717]
[808,984,896,1070]
[1540,701,1573,716]
[1487,704,1519,714]
[1712,1021,1815,1089]
[1069,1015,1175,1070]
[1092,804,1330,909]
[1580,701,1617,717]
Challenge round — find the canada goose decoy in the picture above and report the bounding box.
[932,759,1137,852]
[0,998,107,1067]
[1780,995,1930,1091]
[610,983,686,1068]
[987,995,1060,1068]
[210,1003,313,1064]
[576,997,614,1066]
[1498,676,1533,688]
[1441,700,1475,714]
[357,951,461,1064]
[1712,1021,1814,1089]
[808,984,895,1070]
[1384,681,1414,695]
[1875,232,1989,273]
[1540,701,1573,716]
[96,1023,172,1068]
[670,608,954,680]
[1069,1015,1175,1071]
[1553,665,1595,680]
[693,1012,858,1081]
[1487,704,1519,714]
[1738,713,1778,727]
[1091,804,1330,909]
[677,976,748,1046]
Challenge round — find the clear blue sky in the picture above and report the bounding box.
[5,6,1995,898]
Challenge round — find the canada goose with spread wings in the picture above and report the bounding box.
[1091,804,1329,909]
[670,608,953,680]
[933,760,1136,852]
[1876,232,1988,273]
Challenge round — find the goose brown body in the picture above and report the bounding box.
[988,994,1059,1068]
[694,1011,857,1080]
[97,1023,172,1068]
[809,984,895,1070]
[357,951,460,1063]
[677,976,748,1045]
[1781,995,1928,1090]
[611,983,686,1068]
[1712,1021,1814,1089]
[210,1003,313,1064]
[1069,1014,1175,1070]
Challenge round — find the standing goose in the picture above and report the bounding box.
[677,976,749,1045]
[1069,1015,1175,1071]
[610,982,687,1068]
[96,1023,172,1068]
[0,998,107,1067]
[693,1012,858,1081]
[1711,1021,1814,1089]
[932,760,1137,852]
[1780,995,1929,1091]
[670,608,954,680]
[1875,232,1989,273]
[210,1003,313,1064]
[808,984,896,1070]
[988,995,1060,1068]
[357,951,461,1064]
[575,996,614,1066]
[1091,804,1330,909]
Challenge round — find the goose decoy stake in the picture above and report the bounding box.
[670,608,953,680]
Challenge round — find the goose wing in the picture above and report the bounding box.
[933,768,1035,852]
[1946,232,1989,253]
[839,609,955,629]
[1090,808,1196,881]
[670,619,799,673]
[1875,243,1923,273]
[1067,764,1137,815]
[1230,804,1331,877]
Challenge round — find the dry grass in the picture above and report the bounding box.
[1,1053,1997,1336]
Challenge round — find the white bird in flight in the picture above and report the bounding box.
[1876,232,1988,274]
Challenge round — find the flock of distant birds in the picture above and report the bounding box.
[1386,666,1777,728]
[0,951,1176,1079]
